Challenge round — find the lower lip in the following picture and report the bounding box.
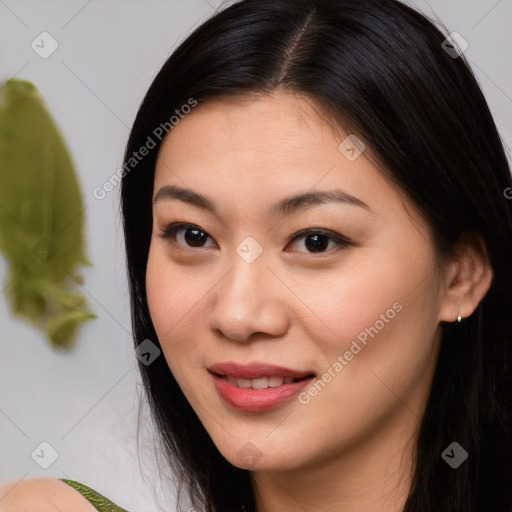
[210,373,315,412]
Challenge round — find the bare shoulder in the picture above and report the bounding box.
[0,478,96,512]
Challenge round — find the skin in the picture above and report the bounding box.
[0,478,95,511]
[145,91,493,512]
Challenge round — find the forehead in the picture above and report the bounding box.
[160,93,337,156]
[152,92,410,223]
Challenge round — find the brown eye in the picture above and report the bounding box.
[159,223,351,255]
[159,223,216,248]
[286,229,351,254]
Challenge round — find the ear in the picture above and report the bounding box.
[438,231,494,323]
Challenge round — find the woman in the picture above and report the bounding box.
[2,0,511,510]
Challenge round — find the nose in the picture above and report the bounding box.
[208,256,290,343]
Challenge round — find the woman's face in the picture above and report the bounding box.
[146,92,448,472]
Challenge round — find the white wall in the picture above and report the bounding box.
[0,1,510,511]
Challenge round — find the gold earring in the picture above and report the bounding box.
[457,313,462,323]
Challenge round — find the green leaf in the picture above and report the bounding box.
[0,78,96,349]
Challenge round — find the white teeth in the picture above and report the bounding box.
[251,377,269,389]
[236,378,252,388]
[223,375,300,389]
[268,376,284,387]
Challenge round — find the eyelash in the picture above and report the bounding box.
[158,222,352,255]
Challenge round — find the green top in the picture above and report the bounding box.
[60,479,130,512]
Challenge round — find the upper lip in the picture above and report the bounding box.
[208,362,315,380]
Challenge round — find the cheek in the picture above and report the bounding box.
[289,240,440,411]
[288,245,431,357]
[145,245,207,374]
[292,243,440,420]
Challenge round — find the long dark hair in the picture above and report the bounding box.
[120,0,512,510]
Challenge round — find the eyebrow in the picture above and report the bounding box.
[153,184,373,216]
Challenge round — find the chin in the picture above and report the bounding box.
[211,435,308,472]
